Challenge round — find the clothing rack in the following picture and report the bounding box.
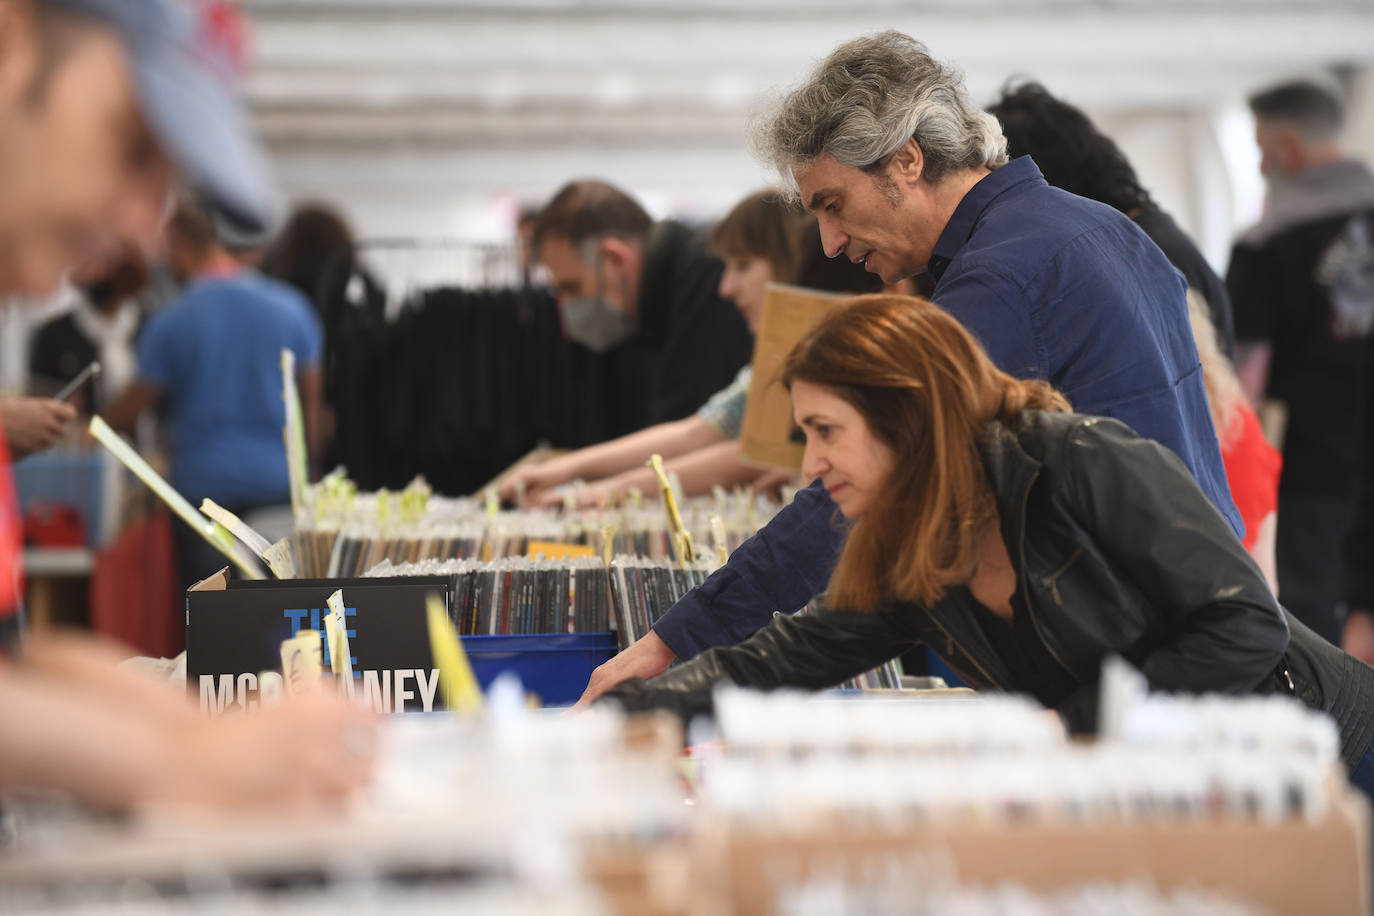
[355,237,524,305]
[318,272,655,496]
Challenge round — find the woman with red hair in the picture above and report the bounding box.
[605,294,1374,798]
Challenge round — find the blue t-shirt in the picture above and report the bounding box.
[653,156,1241,659]
[136,270,322,507]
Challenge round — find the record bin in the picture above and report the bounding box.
[463,631,617,706]
[186,570,617,712]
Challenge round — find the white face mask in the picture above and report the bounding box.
[560,295,637,353]
[560,252,636,353]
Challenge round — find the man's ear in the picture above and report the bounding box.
[598,237,634,270]
[598,237,643,285]
[0,1,42,108]
[1276,126,1308,176]
[597,236,644,312]
[890,137,926,187]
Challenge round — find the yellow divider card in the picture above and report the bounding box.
[426,593,483,716]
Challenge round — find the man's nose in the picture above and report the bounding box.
[818,221,849,259]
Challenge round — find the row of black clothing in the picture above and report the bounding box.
[318,277,748,497]
[311,221,752,497]
[322,280,631,494]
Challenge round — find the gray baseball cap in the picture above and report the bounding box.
[47,0,274,234]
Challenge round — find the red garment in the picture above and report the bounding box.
[89,509,182,658]
[1220,402,1282,552]
[0,418,24,631]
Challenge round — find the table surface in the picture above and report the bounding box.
[23,547,95,577]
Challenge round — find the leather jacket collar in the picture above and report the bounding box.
[917,417,1053,691]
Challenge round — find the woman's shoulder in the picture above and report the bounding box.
[1002,410,1137,460]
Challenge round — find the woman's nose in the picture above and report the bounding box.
[801,444,828,482]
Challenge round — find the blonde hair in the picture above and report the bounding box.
[1185,288,1244,448]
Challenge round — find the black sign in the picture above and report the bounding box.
[187,577,452,715]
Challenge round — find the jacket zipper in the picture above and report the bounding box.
[1039,547,1084,606]
[925,608,1006,691]
[1015,469,1081,681]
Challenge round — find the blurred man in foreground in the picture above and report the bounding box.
[0,0,374,812]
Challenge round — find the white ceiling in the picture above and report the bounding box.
[240,0,1374,150]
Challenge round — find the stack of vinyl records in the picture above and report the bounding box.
[365,557,610,636]
[292,489,784,578]
[837,660,904,690]
[606,556,716,647]
[451,558,610,636]
[305,523,488,578]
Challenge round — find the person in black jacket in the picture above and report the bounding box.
[531,180,754,433]
[604,294,1374,798]
[1227,80,1374,654]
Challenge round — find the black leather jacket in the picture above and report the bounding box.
[606,411,1374,769]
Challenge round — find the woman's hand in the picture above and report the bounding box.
[496,464,558,506]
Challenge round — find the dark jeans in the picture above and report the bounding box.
[1276,494,1354,646]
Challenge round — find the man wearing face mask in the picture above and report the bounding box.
[532,180,753,433]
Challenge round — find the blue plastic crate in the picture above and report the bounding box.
[461,631,617,707]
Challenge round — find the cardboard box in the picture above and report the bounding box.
[738,283,844,470]
[690,787,1372,916]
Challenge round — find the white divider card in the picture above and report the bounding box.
[262,537,298,579]
[325,588,356,698]
[201,499,273,556]
[281,348,309,520]
[201,498,297,579]
[89,416,265,579]
[279,629,323,697]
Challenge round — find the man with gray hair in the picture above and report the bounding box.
[579,31,1238,706]
[1227,80,1374,654]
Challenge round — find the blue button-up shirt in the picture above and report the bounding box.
[653,156,1240,659]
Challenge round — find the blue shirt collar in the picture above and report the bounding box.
[927,156,1047,282]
